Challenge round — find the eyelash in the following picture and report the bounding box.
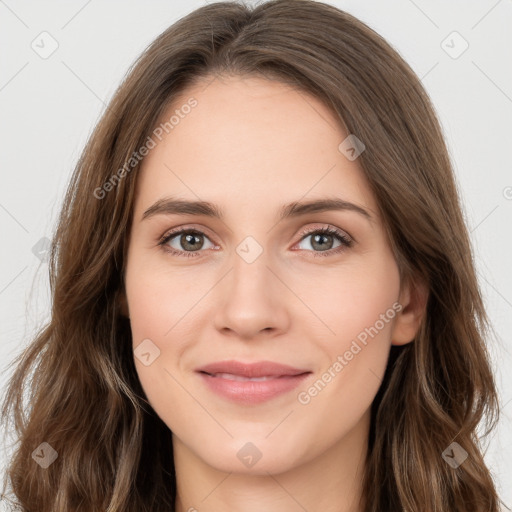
[157,225,353,259]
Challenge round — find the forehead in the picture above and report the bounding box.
[133,75,377,220]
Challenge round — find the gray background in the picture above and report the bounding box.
[0,0,511,507]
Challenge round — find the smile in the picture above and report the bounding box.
[197,370,311,405]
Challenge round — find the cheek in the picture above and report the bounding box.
[125,254,206,347]
[293,254,400,408]
[124,253,213,412]
[125,264,199,434]
[127,276,174,342]
[295,251,401,351]
[266,259,401,465]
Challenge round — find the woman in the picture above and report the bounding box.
[0,1,502,510]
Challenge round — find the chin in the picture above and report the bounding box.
[189,435,307,476]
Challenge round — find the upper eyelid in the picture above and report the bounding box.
[160,224,217,244]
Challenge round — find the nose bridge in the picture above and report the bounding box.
[213,235,288,337]
[229,235,274,302]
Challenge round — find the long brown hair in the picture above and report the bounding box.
[1,1,501,510]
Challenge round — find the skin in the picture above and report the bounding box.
[122,74,426,512]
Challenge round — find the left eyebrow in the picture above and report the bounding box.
[141,196,373,223]
[278,198,372,223]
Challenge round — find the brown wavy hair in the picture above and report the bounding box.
[0,1,502,510]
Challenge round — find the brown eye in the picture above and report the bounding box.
[295,226,353,257]
[160,229,215,257]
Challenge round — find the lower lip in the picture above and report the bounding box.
[197,372,310,404]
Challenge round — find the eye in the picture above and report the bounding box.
[294,226,353,257]
[158,225,353,258]
[159,228,216,258]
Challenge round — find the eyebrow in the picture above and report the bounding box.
[141,196,372,223]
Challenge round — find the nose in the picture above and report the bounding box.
[212,246,290,340]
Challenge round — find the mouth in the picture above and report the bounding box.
[195,360,312,404]
[196,359,310,378]
[200,372,288,382]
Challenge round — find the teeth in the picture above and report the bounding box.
[212,372,277,382]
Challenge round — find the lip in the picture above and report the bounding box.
[195,360,312,405]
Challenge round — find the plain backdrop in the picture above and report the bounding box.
[0,0,511,508]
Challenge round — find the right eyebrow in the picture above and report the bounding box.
[142,198,224,221]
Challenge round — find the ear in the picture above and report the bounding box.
[118,288,130,319]
[391,274,428,346]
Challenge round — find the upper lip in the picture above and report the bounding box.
[196,360,311,378]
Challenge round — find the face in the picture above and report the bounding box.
[124,74,416,476]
